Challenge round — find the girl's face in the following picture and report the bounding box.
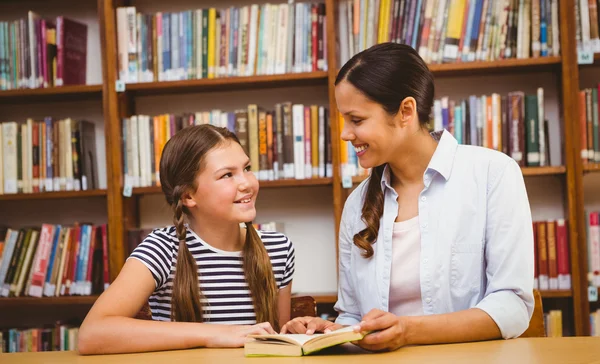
[184,141,259,224]
[335,81,399,169]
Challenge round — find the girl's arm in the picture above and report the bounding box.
[77,259,275,355]
[277,282,292,325]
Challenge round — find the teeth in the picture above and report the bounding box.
[354,145,368,153]
[237,199,251,203]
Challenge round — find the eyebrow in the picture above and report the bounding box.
[214,159,251,174]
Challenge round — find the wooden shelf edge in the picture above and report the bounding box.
[521,166,567,176]
[125,72,328,95]
[0,189,107,201]
[428,57,561,75]
[540,290,573,298]
[0,295,99,307]
[0,85,102,99]
[583,163,600,172]
[132,178,333,195]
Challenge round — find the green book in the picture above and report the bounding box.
[525,94,540,166]
[244,326,368,357]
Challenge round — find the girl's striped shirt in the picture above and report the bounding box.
[128,225,295,324]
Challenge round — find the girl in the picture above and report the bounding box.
[78,124,295,354]
[281,42,534,351]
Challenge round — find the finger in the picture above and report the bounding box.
[257,322,277,334]
[360,327,396,345]
[280,323,289,334]
[359,314,396,332]
[289,320,309,334]
[361,309,387,322]
[356,341,389,352]
[306,318,324,335]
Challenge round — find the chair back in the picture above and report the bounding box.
[519,289,546,337]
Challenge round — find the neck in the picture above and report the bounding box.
[388,128,438,187]
[188,217,243,252]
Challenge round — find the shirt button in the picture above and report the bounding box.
[423,259,429,264]
[421,223,427,228]
[421,196,426,202]
[425,298,432,304]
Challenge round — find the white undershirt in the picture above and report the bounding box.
[388,215,425,317]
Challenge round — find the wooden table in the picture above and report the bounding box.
[1,337,600,363]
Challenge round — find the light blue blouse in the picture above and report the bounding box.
[333,130,535,339]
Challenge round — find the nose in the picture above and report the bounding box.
[238,174,251,191]
[340,121,354,142]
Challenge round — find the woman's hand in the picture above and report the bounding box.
[353,309,409,352]
[206,322,277,348]
[280,316,342,334]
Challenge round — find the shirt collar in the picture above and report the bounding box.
[380,129,458,189]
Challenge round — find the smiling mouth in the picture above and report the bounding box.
[234,198,252,204]
[354,144,369,154]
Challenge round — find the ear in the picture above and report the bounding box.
[181,188,197,210]
[396,97,417,128]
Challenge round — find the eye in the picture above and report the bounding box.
[350,118,363,124]
[221,172,233,179]
[244,165,252,172]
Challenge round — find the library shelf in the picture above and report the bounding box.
[0,295,99,309]
[0,85,103,104]
[583,163,600,173]
[521,166,567,176]
[123,71,329,96]
[540,290,573,298]
[0,189,107,201]
[131,178,333,195]
[427,56,562,77]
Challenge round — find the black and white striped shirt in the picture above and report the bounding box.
[128,225,295,324]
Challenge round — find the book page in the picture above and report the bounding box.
[249,325,358,346]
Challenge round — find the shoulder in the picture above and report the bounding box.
[257,230,294,254]
[133,226,178,259]
[454,144,521,185]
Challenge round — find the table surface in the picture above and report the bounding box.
[2,337,600,364]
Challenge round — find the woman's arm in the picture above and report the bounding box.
[78,259,275,355]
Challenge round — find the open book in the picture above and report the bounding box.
[244,325,367,357]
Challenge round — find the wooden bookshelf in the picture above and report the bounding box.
[294,293,338,304]
[427,57,562,77]
[131,178,334,195]
[124,72,328,96]
[0,189,107,201]
[540,290,573,298]
[0,85,102,104]
[0,296,99,309]
[583,163,600,172]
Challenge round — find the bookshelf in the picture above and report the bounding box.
[0,0,597,341]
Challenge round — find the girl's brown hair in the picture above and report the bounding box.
[335,42,435,258]
[159,124,279,329]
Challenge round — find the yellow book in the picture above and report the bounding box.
[244,326,367,357]
[207,8,216,78]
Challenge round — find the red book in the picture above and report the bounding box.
[555,219,571,290]
[56,16,87,86]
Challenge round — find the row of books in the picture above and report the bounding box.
[336,0,561,66]
[431,88,553,167]
[116,2,327,83]
[0,324,78,353]
[0,119,99,195]
[0,12,88,90]
[576,0,600,53]
[591,309,600,336]
[545,310,563,337]
[123,104,332,189]
[533,219,571,291]
[579,87,600,164]
[0,223,109,298]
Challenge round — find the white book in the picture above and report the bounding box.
[318,107,325,178]
[2,122,17,194]
[292,104,305,179]
[248,5,259,76]
[537,88,546,166]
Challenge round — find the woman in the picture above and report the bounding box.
[280,42,534,352]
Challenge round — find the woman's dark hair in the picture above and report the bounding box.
[159,124,279,329]
[335,42,435,258]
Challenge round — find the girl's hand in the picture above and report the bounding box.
[207,322,277,348]
[352,309,409,352]
[280,316,342,334]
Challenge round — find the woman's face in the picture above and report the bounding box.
[335,80,408,169]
